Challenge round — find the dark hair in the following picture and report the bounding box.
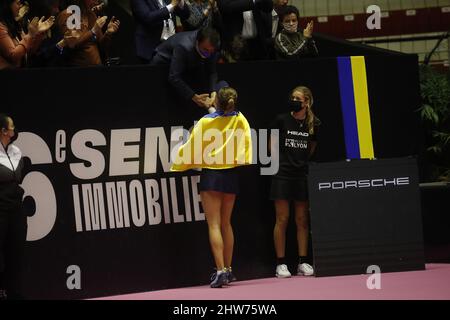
[29,0,61,18]
[0,113,11,131]
[221,34,248,62]
[196,27,221,49]
[0,0,22,39]
[279,5,300,22]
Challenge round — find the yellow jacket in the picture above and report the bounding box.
[171,110,253,171]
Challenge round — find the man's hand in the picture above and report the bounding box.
[192,94,210,108]
[205,92,217,108]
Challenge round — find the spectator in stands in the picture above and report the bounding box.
[0,0,55,69]
[151,27,224,113]
[181,0,222,32]
[57,0,120,67]
[219,33,247,63]
[267,0,288,59]
[27,0,67,67]
[274,5,318,60]
[217,0,273,60]
[131,0,190,64]
[271,0,287,37]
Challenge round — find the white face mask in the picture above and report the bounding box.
[283,22,298,33]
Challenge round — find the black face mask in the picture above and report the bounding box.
[288,100,303,113]
[10,129,18,143]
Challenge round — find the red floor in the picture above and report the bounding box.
[96,264,450,300]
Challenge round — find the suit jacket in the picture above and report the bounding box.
[217,0,273,44]
[131,0,190,61]
[153,30,218,100]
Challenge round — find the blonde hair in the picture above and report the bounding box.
[217,87,238,112]
[291,86,316,135]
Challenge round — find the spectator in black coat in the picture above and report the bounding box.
[131,0,190,64]
[217,0,273,60]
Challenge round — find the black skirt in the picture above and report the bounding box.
[270,176,308,202]
[199,168,239,194]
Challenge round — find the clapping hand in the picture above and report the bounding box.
[303,20,314,38]
[208,0,217,10]
[28,16,55,37]
[106,16,120,35]
[92,16,107,35]
[15,1,29,22]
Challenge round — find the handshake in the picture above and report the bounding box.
[192,92,217,111]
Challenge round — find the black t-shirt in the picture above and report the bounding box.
[271,113,321,179]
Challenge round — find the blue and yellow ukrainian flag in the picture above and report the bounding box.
[170,110,253,171]
[337,56,375,159]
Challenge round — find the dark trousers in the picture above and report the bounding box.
[0,205,27,299]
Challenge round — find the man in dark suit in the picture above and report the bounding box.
[131,0,190,63]
[151,27,224,113]
[218,0,273,60]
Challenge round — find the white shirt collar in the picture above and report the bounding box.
[0,144,21,171]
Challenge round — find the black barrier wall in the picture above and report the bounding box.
[1,56,422,299]
[309,158,425,277]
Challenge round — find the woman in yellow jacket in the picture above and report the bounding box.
[171,86,252,288]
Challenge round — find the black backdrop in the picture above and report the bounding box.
[1,55,422,299]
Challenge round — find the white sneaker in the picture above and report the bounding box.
[297,263,314,276]
[275,264,292,278]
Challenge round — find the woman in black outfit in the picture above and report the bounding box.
[0,114,26,300]
[270,86,320,278]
